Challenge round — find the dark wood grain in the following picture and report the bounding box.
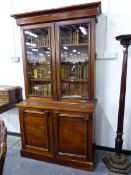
[12,1,101,171]
[103,34,131,174]
[17,99,96,113]
[115,35,131,155]
[11,2,101,26]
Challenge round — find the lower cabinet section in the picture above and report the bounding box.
[18,102,95,171]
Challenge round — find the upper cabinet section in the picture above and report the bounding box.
[11,2,101,101]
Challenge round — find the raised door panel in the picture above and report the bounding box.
[53,112,93,161]
[22,109,53,155]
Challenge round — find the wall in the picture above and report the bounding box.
[0,0,131,150]
[95,0,131,150]
[0,1,23,134]
[0,1,24,88]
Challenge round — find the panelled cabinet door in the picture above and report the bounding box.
[55,18,96,100]
[20,108,53,155]
[53,112,93,162]
[21,23,57,100]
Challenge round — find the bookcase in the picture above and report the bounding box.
[11,1,101,171]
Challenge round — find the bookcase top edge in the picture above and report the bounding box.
[11,1,101,19]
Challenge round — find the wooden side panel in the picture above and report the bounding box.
[22,109,52,154]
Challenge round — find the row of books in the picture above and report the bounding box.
[61,63,88,80]
[29,63,51,79]
[27,34,49,47]
[62,82,88,97]
[29,62,88,80]
[31,83,51,96]
[61,29,88,45]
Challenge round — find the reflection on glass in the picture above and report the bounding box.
[60,24,89,98]
[24,28,52,97]
[30,82,51,96]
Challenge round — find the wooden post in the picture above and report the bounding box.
[103,35,131,174]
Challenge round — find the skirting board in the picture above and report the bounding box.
[95,145,131,156]
[7,132,131,156]
[7,131,21,137]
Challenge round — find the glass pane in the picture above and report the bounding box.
[24,28,52,97]
[30,82,51,96]
[60,24,89,98]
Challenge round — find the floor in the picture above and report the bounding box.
[3,135,131,175]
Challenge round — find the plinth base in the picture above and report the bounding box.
[103,153,131,174]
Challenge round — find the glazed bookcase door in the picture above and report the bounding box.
[21,23,56,99]
[55,19,92,101]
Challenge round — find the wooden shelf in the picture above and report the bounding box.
[61,61,88,64]
[62,95,81,98]
[62,79,88,83]
[29,94,51,97]
[62,43,88,47]
[27,45,49,49]
[30,78,51,82]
